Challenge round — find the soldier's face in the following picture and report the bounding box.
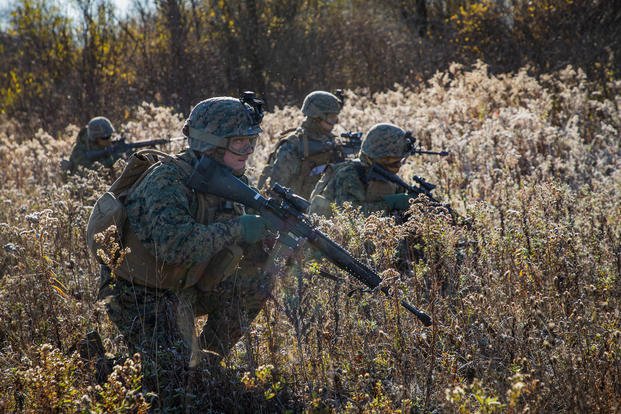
[319,113,338,133]
[96,136,112,147]
[223,136,254,170]
[377,156,403,173]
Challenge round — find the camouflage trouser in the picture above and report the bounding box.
[98,254,276,407]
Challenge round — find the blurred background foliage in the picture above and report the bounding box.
[0,0,619,133]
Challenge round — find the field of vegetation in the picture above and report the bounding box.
[0,62,620,412]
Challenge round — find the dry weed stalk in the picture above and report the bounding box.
[0,64,619,412]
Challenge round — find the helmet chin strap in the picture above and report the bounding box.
[202,149,246,177]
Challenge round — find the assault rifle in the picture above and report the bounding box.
[85,136,185,161]
[339,131,363,158]
[404,131,449,157]
[113,136,186,153]
[186,156,433,326]
[368,162,463,225]
[368,163,440,203]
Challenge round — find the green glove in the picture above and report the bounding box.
[310,248,324,261]
[382,193,412,211]
[239,214,269,244]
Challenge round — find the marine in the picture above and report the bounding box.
[258,90,345,199]
[309,123,415,217]
[96,95,276,409]
[66,116,125,173]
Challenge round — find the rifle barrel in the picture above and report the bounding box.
[414,149,449,156]
[127,139,170,149]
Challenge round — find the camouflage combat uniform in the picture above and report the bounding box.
[308,159,400,216]
[97,96,273,408]
[258,90,343,200]
[68,117,123,172]
[99,148,273,404]
[309,123,411,217]
[259,118,345,199]
[68,128,122,171]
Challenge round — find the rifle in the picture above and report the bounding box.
[338,131,363,158]
[113,136,186,153]
[186,156,433,326]
[84,137,183,162]
[404,131,449,157]
[368,163,438,202]
[368,162,464,226]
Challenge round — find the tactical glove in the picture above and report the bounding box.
[309,249,325,263]
[239,214,269,244]
[382,193,412,211]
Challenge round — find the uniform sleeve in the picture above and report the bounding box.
[125,164,242,264]
[267,139,300,189]
[333,169,390,215]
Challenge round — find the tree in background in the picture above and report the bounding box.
[0,0,619,133]
[0,0,75,129]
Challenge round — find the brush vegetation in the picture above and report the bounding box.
[0,63,620,412]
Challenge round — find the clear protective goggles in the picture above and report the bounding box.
[226,135,257,156]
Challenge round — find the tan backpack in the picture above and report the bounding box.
[86,149,192,261]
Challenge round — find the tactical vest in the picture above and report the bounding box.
[309,160,398,216]
[105,152,245,292]
[258,128,344,199]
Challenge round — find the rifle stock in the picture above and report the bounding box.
[186,156,432,326]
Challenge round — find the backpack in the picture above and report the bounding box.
[86,149,192,261]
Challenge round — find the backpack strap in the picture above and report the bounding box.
[134,148,194,175]
[301,134,309,159]
[353,160,369,184]
[117,149,194,200]
[133,148,173,164]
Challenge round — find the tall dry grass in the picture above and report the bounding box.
[0,62,619,412]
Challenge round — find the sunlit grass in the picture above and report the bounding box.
[0,63,619,412]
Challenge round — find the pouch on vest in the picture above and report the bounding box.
[257,133,293,190]
[114,229,210,290]
[195,244,244,292]
[308,194,333,217]
[308,161,369,217]
[366,180,398,202]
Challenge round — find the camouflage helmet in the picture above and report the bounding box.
[301,91,342,120]
[87,116,114,141]
[185,95,263,152]
[360,123,409,160]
